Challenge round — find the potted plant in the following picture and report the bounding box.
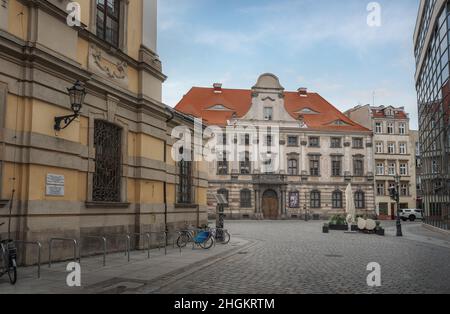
[375,221,385,236]
[323,223,329,233]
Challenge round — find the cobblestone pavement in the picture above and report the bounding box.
[139,221,450,294]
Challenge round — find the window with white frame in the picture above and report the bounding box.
[399,123,406,135]
[387,123,394,134]
[388,162,396,175]
[399,143,407,155]
[388,143,396,154]
[376,142,383,154]
[400,183,409,196]
[376,163,385,175]
[376,182,385,196]
[399,163,408,176]
[375,122,383,134]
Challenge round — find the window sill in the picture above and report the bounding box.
[0,199,9,208]
[85,201,130,209]
[175,204,199,209]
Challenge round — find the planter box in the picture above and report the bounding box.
[376,229,385,236]
[329,225,358,231]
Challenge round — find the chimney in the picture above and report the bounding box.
[213,83,223,94]
[298,87,308,97]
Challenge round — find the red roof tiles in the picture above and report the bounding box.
[175,87,369,132]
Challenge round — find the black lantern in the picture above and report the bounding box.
[54,81,86,131]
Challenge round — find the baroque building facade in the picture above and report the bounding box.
[175,73,376,220]
[345,105,418,219]
[414,0,450,230]
[0,0,208,264]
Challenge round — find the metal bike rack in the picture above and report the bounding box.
[14,240,42,278]
[80,236,107,267]
[103,234,131,262]
[128,233,151,259]
[48,238,79,268]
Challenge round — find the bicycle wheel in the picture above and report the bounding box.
[176,233,189,248]
[8,259,17,285]
[200,237,214,250]
[221,231,231,245]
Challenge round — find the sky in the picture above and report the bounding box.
[157,0,421,129]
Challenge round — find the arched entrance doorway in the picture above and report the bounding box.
[262,190,279,220]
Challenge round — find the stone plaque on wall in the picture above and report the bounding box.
[46,174,65,196]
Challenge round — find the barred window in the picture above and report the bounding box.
[355,191,365,209]
[310,190,321,208]
[240,189,252,208]
[96,0,120,47]
[178,159,192,204]
[332,190,343,209]
[93,120,122,202]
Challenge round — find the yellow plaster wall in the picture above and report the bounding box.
[31,99,81,143]
[167,183,175,204]
[139,180,164,204]
[5,94,32,133]
[77,0,91,27]
[28,165,81,202]
[197,187,207,206]
[128,67,139,94]
[1,163,28,201]
[126,0,143,60]
[136,134,164,161]
[166,145,175,166]
[8,0,28,41]
[76,38,89,69]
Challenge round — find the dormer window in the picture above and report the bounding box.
[264,107,273,121]
[96,0,120,47]
[207,104,232,111]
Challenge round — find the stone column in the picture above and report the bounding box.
[280,186,287,219]
[254,188,263,219]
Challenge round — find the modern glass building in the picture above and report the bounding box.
[414,0,450,230]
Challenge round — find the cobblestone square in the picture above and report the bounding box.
[140,221,450,294]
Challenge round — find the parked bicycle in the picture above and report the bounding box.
[211,228,231,245]
[176,225,216,249]
[0,222,17,285]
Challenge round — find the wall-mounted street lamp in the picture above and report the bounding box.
[54,81,86,131]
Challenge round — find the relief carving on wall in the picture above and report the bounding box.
[90,44,128,81]
[1,0,8,9]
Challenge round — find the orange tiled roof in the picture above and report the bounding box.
[175,87,369,132]
[371,109,408,119]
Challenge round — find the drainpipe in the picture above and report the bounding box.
[164,107,175,243]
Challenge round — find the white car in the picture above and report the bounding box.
[399,209,424,222]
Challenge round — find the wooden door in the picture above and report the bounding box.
[262,190,279,220]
